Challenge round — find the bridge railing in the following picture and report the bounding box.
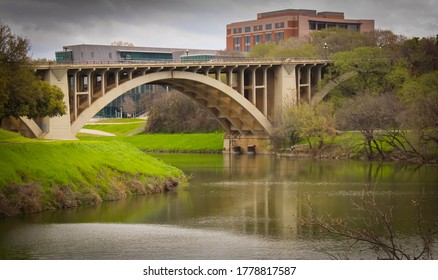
[33,57,330,67]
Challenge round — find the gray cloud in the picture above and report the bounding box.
[0,0,436,59]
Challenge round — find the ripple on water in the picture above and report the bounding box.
[3,223,330,260]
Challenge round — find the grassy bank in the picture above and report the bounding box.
[78,118,224,153]
[0,129,185,216]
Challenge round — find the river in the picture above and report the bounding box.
[0,154,437,259]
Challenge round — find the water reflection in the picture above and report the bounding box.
[0,154,437,259]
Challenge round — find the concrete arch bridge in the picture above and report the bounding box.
[24,58,331,153]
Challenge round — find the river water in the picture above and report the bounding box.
[1,154,437,259]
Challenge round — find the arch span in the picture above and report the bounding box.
[71,71,273,136]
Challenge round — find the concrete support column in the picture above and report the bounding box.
[87,71,92,107]
[316,65,323,91]
[215,66,225,82]
[115,69,121,87]
[101,69,108,95]
[273,64,297,122]
[239,66,248,95]
[251,67,257,105]
[305,66,311,103]
[41,69,76,140]
[263,67,268,116]
[204,66,213,76]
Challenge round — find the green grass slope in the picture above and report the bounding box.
[0,129,184,216]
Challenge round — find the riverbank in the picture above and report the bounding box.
[0,129,185,217]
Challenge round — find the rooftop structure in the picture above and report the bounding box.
[55,44,221,63]
[226,9,375,52]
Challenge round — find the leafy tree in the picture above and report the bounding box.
[310,28,375,56]
[0,22,66,123]
[335,93,401,159]
[248,38,318,58]
[399,36,438,75]
[282,103,335,151]
[397,72,438,156]
[145,90,221,133]
[331,47,391,94]
[247,42,276,58]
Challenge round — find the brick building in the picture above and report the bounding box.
[226,9,374,52]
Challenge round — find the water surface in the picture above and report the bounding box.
[1,155,437,259]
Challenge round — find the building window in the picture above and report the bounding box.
[245,26,251,32]
[233,37,241,51]
[233,28,242,34]
[244,36,251,52]
[81,52,83,58]
[109,52,112,59]
[275,22,284,29]
[266,23,272,30]
[254,25,263,31]
[91,51,94,58]
[254,34,262,45]
[275,32,284,42]
[309,21,316,30]
[317,22,327,30]
[348,24,360,31]
[265,33,272,42]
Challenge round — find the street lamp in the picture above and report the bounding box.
[185,49,189,61]
[323,43,328,59]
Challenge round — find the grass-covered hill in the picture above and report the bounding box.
[0,129,184,216]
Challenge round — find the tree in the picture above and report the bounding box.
[281,103,335,151]
[145,90,221,133]
[310,28,375,56]
[335,93,401,159]
[395,71,438,158]
[302,191,437,259]
[0,22,66,123]
[121,95,137,117]
[331,47,391,94]
[399,36,438,75]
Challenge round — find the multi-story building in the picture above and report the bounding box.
[226,9,375,52]
[55,44,220,63]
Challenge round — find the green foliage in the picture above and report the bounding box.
[331,47,390,94]
[399,36,438,75]
[310,28,375,55]
[282,103,335,150]
[0,22,66,121]
[248,38,318,58]
[248,42,276,58]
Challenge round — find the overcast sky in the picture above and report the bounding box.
[1,0,437,59]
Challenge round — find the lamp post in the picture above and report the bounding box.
[185,49,189,62]
[323,43,328,59]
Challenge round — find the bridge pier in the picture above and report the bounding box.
[40,68,77,140]
[223,135,271,154]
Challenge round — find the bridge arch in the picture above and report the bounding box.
[71,71,273,136]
